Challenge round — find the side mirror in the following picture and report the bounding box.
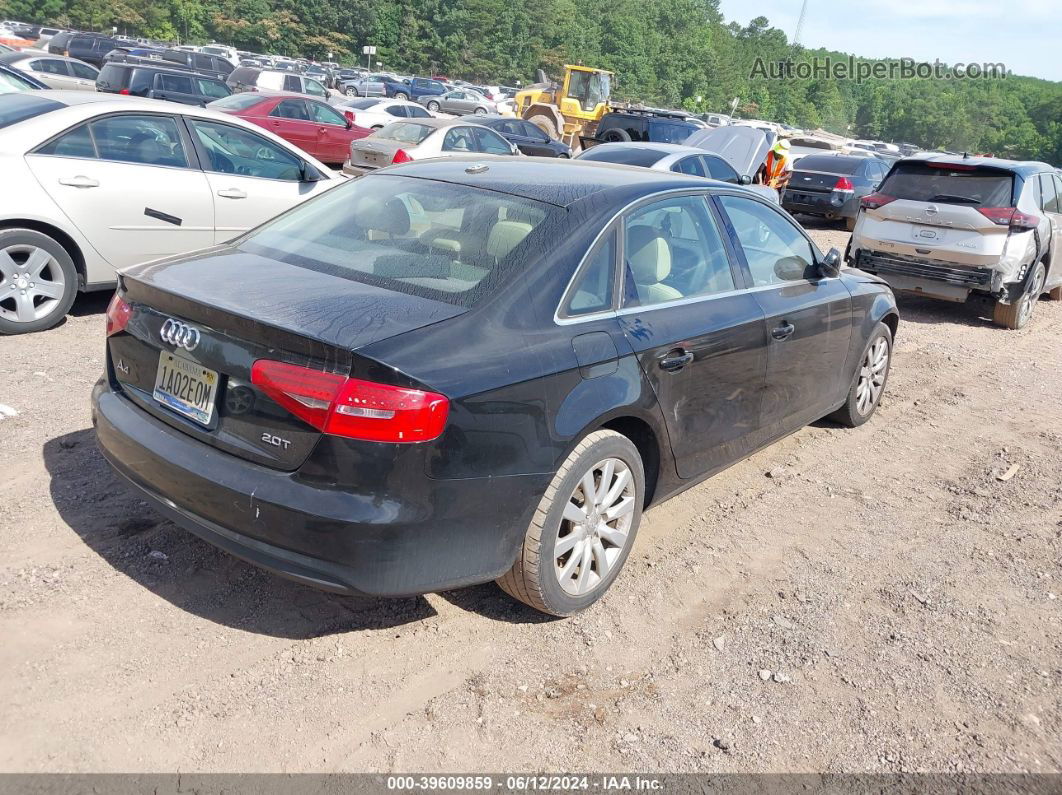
[345,119,353,130]
[299,161,322,183]
[819,247,842,278]
[739,174,752,185]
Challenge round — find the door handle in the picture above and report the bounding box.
[58,175,99,188]
[659,348,694,372]
[772,322,796,341]
[216,188,247,199]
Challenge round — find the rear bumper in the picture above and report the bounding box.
[341,161,375,177]
[854,249,996,302]
[92,379,549,597]
[782,190,856,217]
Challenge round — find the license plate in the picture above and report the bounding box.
[152,352,218,426]
[913,226,942,241]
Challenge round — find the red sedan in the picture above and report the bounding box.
[208,92,372,166]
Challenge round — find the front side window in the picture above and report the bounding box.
[305,79,326,97]
[385,105,407,117]
[271,99,310,120]
[442,126,477,152]
[196,78,229,99]
[189,119,302,181]
[241,174,556,307]
[471,126,511,154]
[673,157,705,177]
[407,105,432,119]
[622,195,735,308]
[1039,174,1059,213]
[718,195,816,286]
[157,74,193,94]
[282,75,300,92]
[703,155,738,183]
[70,62,98,80]
[309,101,346,126]
[90,115,188,168]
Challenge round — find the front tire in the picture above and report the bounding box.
[0,228,78,335]
[993,262,1046,330]
[828,321,893,427]
[474,107,487,115]
[345,87,358,96]
[497,430,644,616]
[426,100,440,112]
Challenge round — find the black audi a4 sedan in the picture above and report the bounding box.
[92,158,899,616]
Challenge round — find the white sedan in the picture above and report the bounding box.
[0,91,343,334]
[328,96,436,130]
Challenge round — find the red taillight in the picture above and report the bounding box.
[250,360,449,443]
[105,293,131,336]
[833,176,854,192]
[391,148,411,164]
[978,207,1039,231]
[860,193,896,210]
[119,88,130,95]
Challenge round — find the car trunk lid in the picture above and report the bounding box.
[108,249,464,471]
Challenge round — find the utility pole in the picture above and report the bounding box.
[793,0,808,47]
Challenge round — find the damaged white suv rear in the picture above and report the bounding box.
[848,155,1062,329]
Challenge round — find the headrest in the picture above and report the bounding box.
[487,220,533,260]
[353,196,410,236]
[627,225,671,284]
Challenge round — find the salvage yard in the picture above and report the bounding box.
[1,226,1060,773]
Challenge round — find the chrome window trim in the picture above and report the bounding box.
[554,187,834,326]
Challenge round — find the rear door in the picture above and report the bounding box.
[615,193,768,479]
[185,117,332,243]
[152,73,203,105]
[716,193,853,435]
[26,113,215,267]
[266,98,317,154]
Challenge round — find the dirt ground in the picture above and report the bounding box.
[1,224,1060,774]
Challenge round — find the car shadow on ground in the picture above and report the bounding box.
[44,428,441,638]
[893,293,998,328]
[69,290,114,318]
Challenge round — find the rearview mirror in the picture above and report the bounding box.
[739,174,752,185]
[819,247,842,278]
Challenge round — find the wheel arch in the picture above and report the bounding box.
[0,220,87,289]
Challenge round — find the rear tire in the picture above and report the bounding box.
[394,91,409,101]
[426,100,440,112]
[601,128,631,143]
[0,228,78,335]
[828,321,893,428]
[993,262,1046,329]
[497,430,644,616]
[474,107,487,115]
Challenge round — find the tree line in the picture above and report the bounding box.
[3,0,1060,163]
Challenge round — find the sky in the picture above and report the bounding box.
[717,0,1062,82]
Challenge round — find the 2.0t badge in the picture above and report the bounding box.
[160,318,201,351]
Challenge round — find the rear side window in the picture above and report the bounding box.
[91,115,189,168]
[196,78,229,99]
[1039,174,1059,213]
[241,174,558,308]
[648,120,695,144]
[32,59,68,75]
[36,124,95,158]
[158,74,193,93]
[0,94,64,129]
[282,75,300,92]
[564,230,616,316]
[880,161,1014,207]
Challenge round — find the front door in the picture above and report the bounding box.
[185,118,332,244]
[715,193,854,436]
[25,113,215,268]
[307,100,353,164]
[615,193,768,479]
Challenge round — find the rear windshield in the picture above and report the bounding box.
[577,146,663,167]
[796,155,862,174]
[208,93,263,110]
[240,174,560,308]
[0,94,63,128]
[880,161,1014,206]
[376,121,434,144]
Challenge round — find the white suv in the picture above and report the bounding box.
[849,154,1062,329]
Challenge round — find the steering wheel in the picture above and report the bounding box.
[212,153,235,173]
[256,146,277,162]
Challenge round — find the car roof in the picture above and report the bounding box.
[382,156,725,208]
[395,116,479,130]
[903,152,1055,176]
[585,142,703,155]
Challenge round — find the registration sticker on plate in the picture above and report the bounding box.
[152,352,218,426]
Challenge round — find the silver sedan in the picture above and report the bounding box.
[418,89,496,116]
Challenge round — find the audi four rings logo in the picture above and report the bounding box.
[160,319,201,350]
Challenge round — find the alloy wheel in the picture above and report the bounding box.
[554,457,636,596]
[1018,266,1047,327]
[0,244,66,325]
[855,336,889,416]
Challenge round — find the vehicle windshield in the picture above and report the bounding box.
[566,70,610,112]
[880,161,1014,206]
[577,145,664,168]
[0,69,32,94]
[375,121,435,144]
[240,174,559,308]
[0,94,62,127]
[796,156,863,174]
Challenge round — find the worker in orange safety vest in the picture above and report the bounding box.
[760,138,793,192]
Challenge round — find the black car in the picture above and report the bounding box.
[96,62,231,105]
[464,114,571,157]
[589,109,699,147]
[782,154,891,231]
[46,30,78,55]
[63,33,122,68]
[92,159,898,616]
[104,48,233,80]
